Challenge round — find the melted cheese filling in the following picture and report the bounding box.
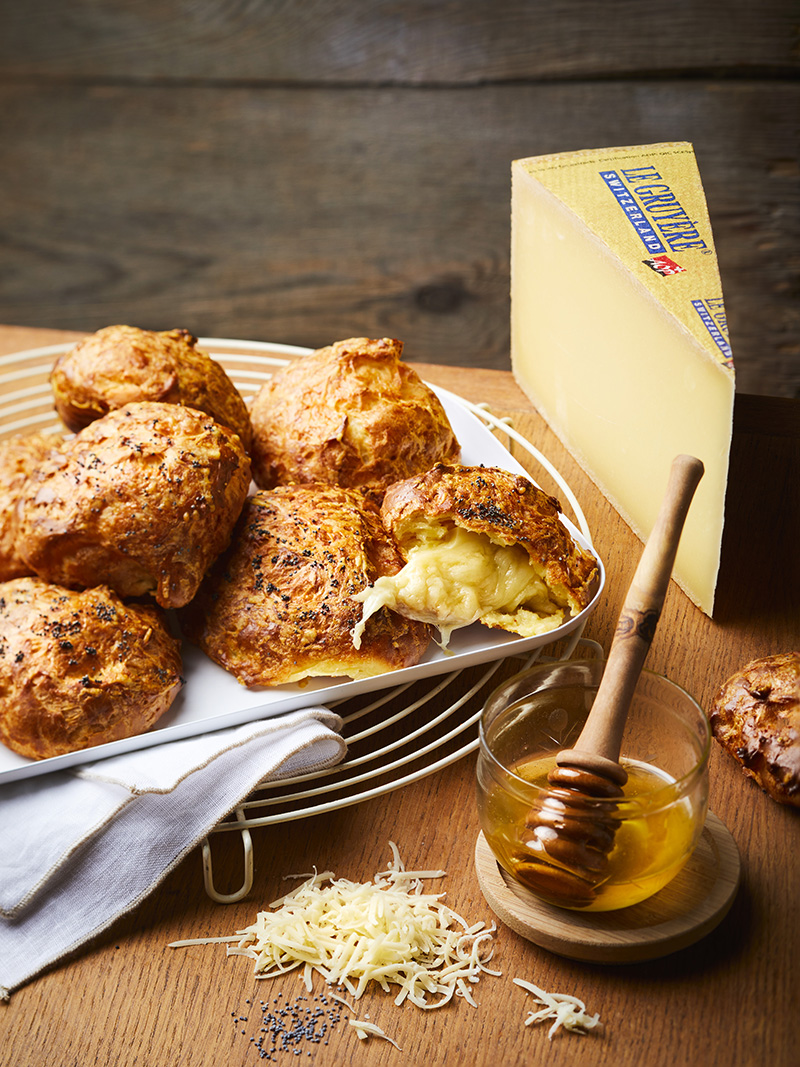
[352,523,564,649]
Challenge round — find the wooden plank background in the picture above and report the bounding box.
[0,1,797,397]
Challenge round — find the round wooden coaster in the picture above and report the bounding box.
[474,811,741,964]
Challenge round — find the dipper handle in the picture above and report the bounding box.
[556,454,705,780]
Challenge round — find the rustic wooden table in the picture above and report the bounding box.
[0,326,798,1067]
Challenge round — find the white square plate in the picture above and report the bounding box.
[0,354,604,783]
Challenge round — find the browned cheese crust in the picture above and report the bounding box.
[0,433,65,581]
[16,402,251,608]
[249,337,460,499]
[709,651,800,807]
[381,464,599,618]
[0,577,183,760]
[50,325,253,450]
[180,485,432,686]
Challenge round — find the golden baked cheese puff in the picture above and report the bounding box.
[353,464,600,649]
[50,325,253,451]
[17,401,251,608]
[180,485,432,686]
[250,337,460,499]
[0,433,65,582]
[0,577,183,760]
[710,651,800,807]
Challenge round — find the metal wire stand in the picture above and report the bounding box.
[0,337,601,904]
[200,635,604,902]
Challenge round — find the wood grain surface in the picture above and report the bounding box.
[0,325,797,1067]
[0,2,797,398]
[2,1,796,80]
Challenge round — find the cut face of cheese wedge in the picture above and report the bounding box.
[511,143,734,615]
[352,523,565,649]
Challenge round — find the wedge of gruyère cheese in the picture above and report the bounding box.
[511,142,734,616]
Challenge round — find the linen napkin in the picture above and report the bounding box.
[0,707,346,997]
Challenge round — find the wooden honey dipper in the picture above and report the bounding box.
[520,454,705,907]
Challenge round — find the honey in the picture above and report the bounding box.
[478,752,702,911]
[478,663,710,912]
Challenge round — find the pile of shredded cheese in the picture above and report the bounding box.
[513,978,602,1039]
[170,842,500,1011]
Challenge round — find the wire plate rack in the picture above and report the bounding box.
[201,634,603,903]
[0,336,600,902]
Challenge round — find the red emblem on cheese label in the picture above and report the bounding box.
[643,254,686,277]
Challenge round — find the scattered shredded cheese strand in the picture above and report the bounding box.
[513,978,602,1039]
[323,991,403,1050]
[348,1018,403,1050]
[170,843,499,1011]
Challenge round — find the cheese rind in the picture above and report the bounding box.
[511,142,734,615]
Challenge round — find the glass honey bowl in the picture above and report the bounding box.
[476,659,711,912]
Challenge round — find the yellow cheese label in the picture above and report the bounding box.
[516,143,733,371]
